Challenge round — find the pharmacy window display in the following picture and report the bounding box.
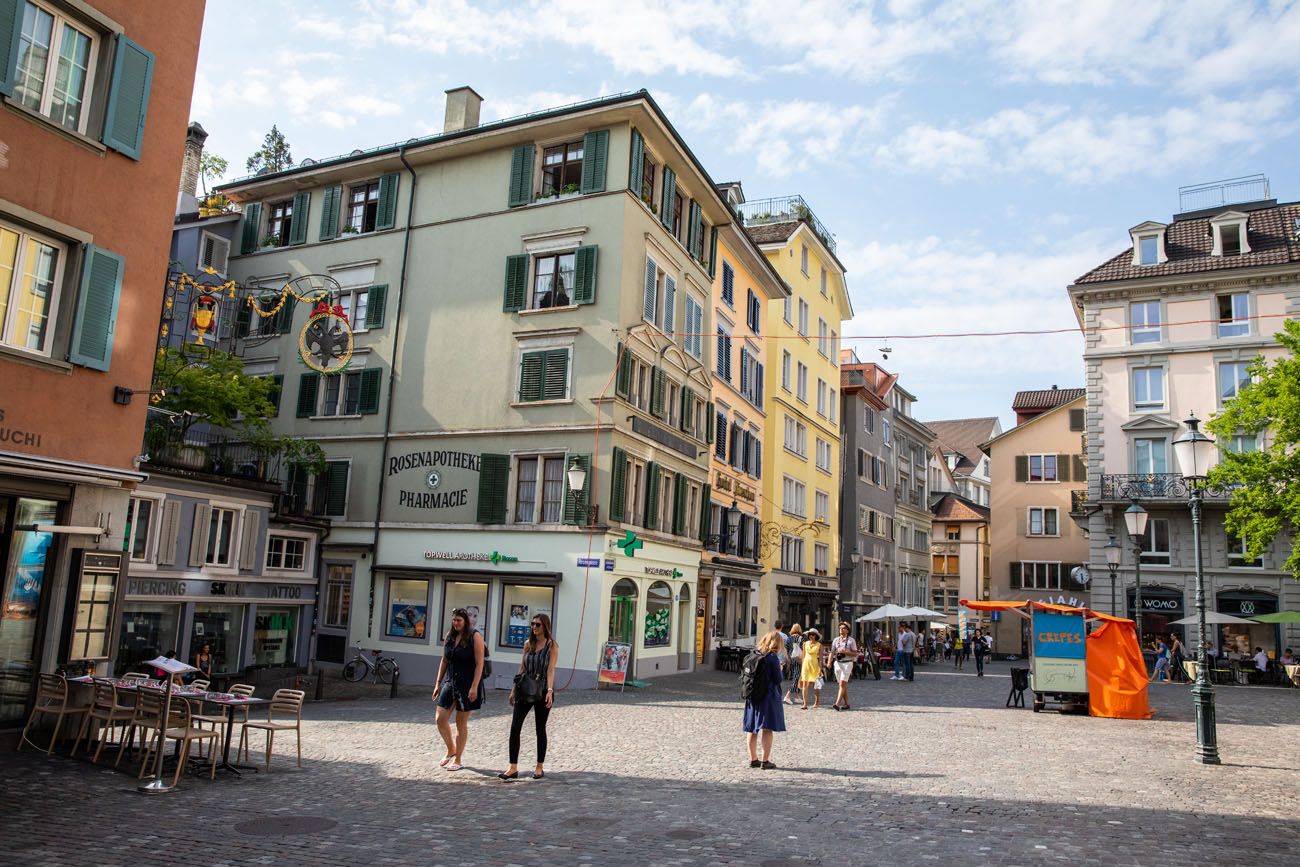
[645,581,672,647]
[386,577,430,640]
[443,580,489,639]
[499,584,555,648]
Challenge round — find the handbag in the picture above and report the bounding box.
[514,671,545,703]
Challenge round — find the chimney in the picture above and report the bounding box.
[180,121,208,197]
[443,86,483,133]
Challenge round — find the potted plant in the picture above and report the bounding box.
[561,183,580,196]
[260,233,281,250]
[338,224,360,236]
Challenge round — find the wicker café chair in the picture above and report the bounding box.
[70,680,135,763]
[18,674,84,755]
[239,688,304,771]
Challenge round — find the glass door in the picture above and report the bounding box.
[0,498,58,724]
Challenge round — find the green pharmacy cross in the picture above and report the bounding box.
[616,531,644,557]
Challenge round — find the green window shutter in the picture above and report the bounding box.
[542,349,569,401]
[672,473,687,536]
[686,200,701,259]
[1072,454,1086,481]
[503,254,528,312]
[277,299,294,334]
[296,373,319,417]
[615,343,632,399]
[375,172,400,230]
[101,35,154,160]
[358,368,382,414]
[654,368,666,417]
[708,226,719,278]
[240,202,262,255]
[364,284,388,329]
[268,375,284,416]
[1057,454,1072,482]
[68,245,124,371]
[643,461,660,530]
[573,245,598,304]
[1009,562,1023,590]
[693,208,705,260]
[609,447,628,522]
[649,367,662,418]
[323,462,350,517]
[562,453,592,526]
[319,185,342,241]
[289,191,311,245]
[0,0,22,96]
[476,454,509,523]
[659,168,675,229]
[1069,408,1085,431]
[580,129,609,194]
[628,128,644,198]
[705,400,714,443]
[508,144,535,207]
[1015,455,1028,482]
[518,351,544,402]
[698,483,712,544]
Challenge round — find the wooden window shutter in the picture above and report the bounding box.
[755,363,764,408]
[643,461,660,530]
[319,185,342,241]
[672,473,687,536]
[1015,455,1028,482]
[156,500,181,566]
[69,245,125,371]
[240,202,263,254]
[562,453,592,526]
[651,367,666,418]
[628,128,645,198]
[324,462,350,516]
[101,35,154,160]
[542,349,569,401]
[754,440,762,479]
[1017,508,1027,537]
[708,226,718,279]
[364,284,388,328]
[1072,454,1086,481]
[659,168,675,229]
[375,172,400,230]
[189,504,212,567]
[643,257,657,320]
[1069,408,1085,431]
[518,351,544,402]
[1057,454,1071,482]
[663,276,676,333]
[697,483,712,544]
[609,447,628,522]
[476,454,510,523]
[1009,562,1022,589]
[679,386,692,432]
[857,449,864,477]
[358,368,382,414]
[508,144,535,207]
[296,373,320,417]
[503,254,529,313]
[238,510,260,571]
[0,0,22,96]
[615,343,632,398]
[705,401,714,443]
[580,129,608,194]
[289,191,311,245]
[277,299,295,333]
[686,200,700,257]
[574,245,598,304]
[268,375,284,416]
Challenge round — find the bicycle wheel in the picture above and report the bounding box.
[342,660,366,682]
[377,658,398,684]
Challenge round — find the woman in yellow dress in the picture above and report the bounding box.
[800,629,823,709]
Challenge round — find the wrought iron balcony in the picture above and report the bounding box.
[737,195,837,253]
[1070,489,1090,515]
[1098,473,1236,502]
[144,428,281,485]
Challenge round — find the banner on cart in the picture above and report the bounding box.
[1033,612,1086,659]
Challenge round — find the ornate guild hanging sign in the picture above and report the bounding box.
[299,301,354,373]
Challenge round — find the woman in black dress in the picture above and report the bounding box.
[499,612,559,781]
[742,629,786,769]
[194,643,215,683]
[433,608,485,772]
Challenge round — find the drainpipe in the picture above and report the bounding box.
[367,145,418,637]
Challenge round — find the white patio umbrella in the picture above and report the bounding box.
[856,603,914,622]
[1168,611,1256,626]
[905,606,947,620]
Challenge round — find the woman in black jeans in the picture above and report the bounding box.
[499,613,558,781]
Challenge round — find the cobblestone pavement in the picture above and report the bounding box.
[4,661,1298,866]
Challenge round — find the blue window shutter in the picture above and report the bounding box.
[101,35,154,160]
[0,0,22,96]
[68,245,125,371]
[240,202,262,255]
[375,172,399,230]
[289,191,311,245]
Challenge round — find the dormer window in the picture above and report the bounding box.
[1209,211,1250,257]
[1128,221,1168,267]
[1139,236,1158,265]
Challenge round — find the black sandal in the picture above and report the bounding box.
[760,760,777,770]
[750,759,761,768]
[497,771,518,781]
[532,771,545,780]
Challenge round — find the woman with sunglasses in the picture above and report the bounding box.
[499,613,558,781]
[433,607,485,771]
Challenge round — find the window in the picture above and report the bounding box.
[1138,236,1158,266]
[530,251,576,309]
[387,577,430,639]
[265,535,307,570]
[517,348,570,402]
[814,543,829,574]
[514,455,565,523]
[914,529,928,551]
[864,407,875,433]
[882,418,892,446]
[1219,360,1252,403]
[780,535,804,572]
[541,140,584,194]
[783,415,807,457]
[781,350,791,391]
[13,1,97,134]
[820,267,827,296]
[666,380,680,427]
[796,362,808,402]
[500,584,556,647]
[1218,223,1244,257]
[123,497,156,563]
[1140,519,1170,566]
[205,507,237,567]
[782,476,806,517]
[346,180,381,233]
[1227,532,1262,568]
[830,388,838,424]
[1223,433,1257,455]
[815,490,829,523]
[1028,507,1059,536]
[738,348,761,406]
[1022,561,1062,590]
[319,370,363,416]
[1134,438,1167,475]
[783,294,792,324]
[746,289,761,333]
[816,438,831,472]
[656,470,675,533]
[800,244,808,275]
[1027,454,1058,482]
[872,455,885,486]
[200,232,230,277]
[672,192,684,240]
[716,323,732,381]
[1132,366,1165,409]
[333,287,370,331]
[721,262,734,306]
[684,296,703,358]
[1131,301,1160,344]
[817,378,827,416]
[640,154,656,205]
[1217,293,1249,338]
[797,298,809,336]
[817,318,828,355]
[324,564,353,628]
[265,200,294,247]
[0,221,64,355]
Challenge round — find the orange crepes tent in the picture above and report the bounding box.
[960,599,1151,720]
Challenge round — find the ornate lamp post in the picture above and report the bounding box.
[1123,500,1148,650]
[1171,413,1221,765]
[1104,535,1122,618]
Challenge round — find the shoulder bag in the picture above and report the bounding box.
[513,641,549,703]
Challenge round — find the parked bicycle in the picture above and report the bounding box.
[341,642,399,684]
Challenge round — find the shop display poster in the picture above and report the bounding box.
[599,642,631,689]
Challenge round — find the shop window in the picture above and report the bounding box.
[324,564,353,628]
[252,606,298,666]
[115,602,180,677]
[190,603,246,675]
[205,506,238,566]
[123,496,157,562]
[609,578,638,644]
[386,577,430,640]
[499,584,556,648]
[443,580,489,639]
[265,534,307,570]
[645,581,672,647]
[0,498,56,723]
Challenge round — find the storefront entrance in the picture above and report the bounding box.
[0,497,59,724]
[609,579,636,645]
[779,587,835,635]
[115,602,181,676]
[1217,591,1280,655]
[1128,586,1185,645]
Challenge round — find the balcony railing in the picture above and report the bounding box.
[1099,473,1236,502]
[145,428,282,484]
[737,195,837,253]
[1178,174,1270,214]
[1070,489,1090,515]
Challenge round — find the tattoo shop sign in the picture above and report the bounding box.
[386,448,480,520]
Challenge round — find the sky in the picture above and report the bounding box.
[192,0,1300,427]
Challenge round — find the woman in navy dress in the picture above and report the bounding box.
[433,608,485,771]
[743,629,786,769]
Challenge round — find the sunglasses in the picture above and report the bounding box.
[531,622,543,628]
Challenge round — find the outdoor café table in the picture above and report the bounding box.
[180,690,270,776]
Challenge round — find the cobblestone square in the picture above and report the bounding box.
[3,662,1297,866]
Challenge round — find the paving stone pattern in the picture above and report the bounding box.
[3,661,1298,866]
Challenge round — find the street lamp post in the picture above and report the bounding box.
[1172,413,1221,766]
[1104,535,1122,618]
[1124,500,1149,650]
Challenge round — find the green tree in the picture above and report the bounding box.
[245,124,293,174]
[1206,318,1300,578]
[198,151,228,195]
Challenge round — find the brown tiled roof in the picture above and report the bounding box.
[924,417,1000,474]
[932,493,990,522]
[1012,387,1085,411]
[745,221,799,245]
[1074,202,1300,284]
